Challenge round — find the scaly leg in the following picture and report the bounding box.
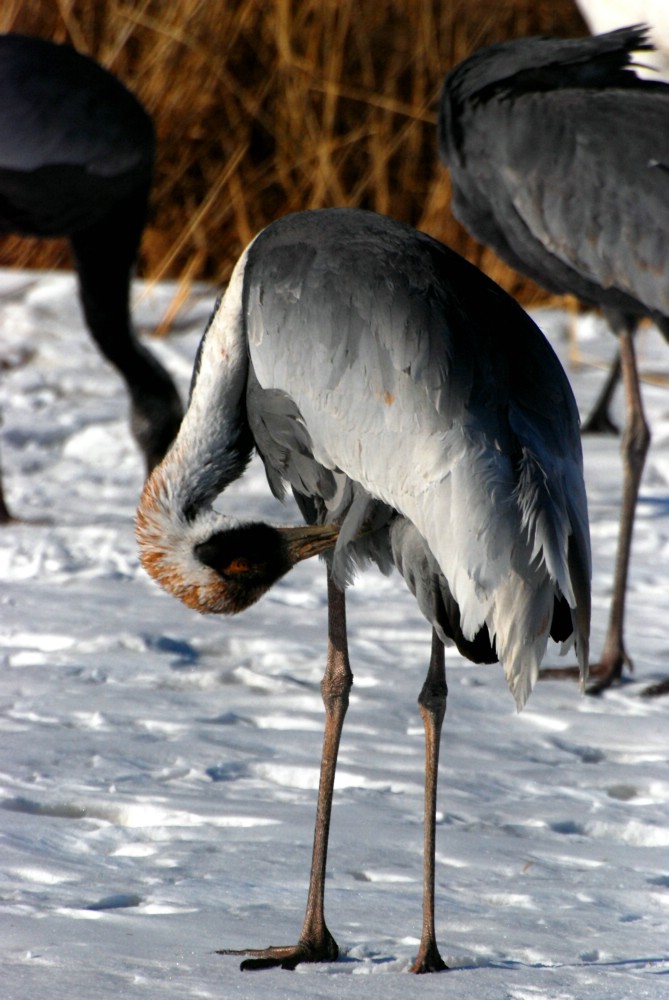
[587,314,648,692]
[410,629,448,973]
[540,313,649,692]
[219,569,352,969]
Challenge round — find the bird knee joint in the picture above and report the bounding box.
[321,671,352,709]
[418,681,447,718]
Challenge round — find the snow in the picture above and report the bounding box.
[1,269,668,999]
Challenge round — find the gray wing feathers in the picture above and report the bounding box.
[441,30,669,317]
[243,210,590,706]
[246,370,337,503]
[502,95,669,314]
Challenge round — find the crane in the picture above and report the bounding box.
[0,33,182,523]
[136,207,590,972]
[438,25,669,691]
[575,3,669,432]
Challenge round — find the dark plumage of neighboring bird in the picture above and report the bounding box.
[136,207,590,972]
[0,33,183,523]
[438,24,669,691]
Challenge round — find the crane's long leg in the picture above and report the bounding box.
[410,629,448,974]
[540,314,651,693]
[0,457,12,524]
[219,569,351,970]
[580,350,621,435]
[587,315,648,692]
[0,421,15,522]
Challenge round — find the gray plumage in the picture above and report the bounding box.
[438,25,668,686]
[439,25,669,324]
[141,207,590,705]
[136,207,590,970]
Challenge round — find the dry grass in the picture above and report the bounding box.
[0,0,588,305]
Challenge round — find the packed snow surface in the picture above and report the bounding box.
[1,270,668,998]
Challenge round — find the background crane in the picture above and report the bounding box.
[438,24,669,692]
[574,2,669,428]
[0,33,183,523]
[136,207,590,973]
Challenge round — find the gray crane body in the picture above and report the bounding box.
[439,25,669,329]
[140,208,591,710]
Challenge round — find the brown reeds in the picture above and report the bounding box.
[0,1,588,305]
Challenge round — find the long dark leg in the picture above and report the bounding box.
[1,372,15,520]
[0,457,11,523]
[0,423,11,522]
[588,314,648,691]
[540,313,650,692]
[410,629,448,974]
[219,570,351,970]
[581,351,621,435]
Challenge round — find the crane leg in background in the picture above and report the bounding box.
[219,569,350,969]
[410,629,448,974]
[539,312,667,695]
[587,314,648,693]
[0,472,11,524]
[0,441,11,523]
[580,349,622,435]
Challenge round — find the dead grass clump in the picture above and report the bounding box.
[0,1,587,304]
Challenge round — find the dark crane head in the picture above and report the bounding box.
[137,457,339,615]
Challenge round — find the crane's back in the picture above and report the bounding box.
[438,26,669,321]
[241,209,590,706]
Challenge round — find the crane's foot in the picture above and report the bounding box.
[539,654,631,694]
[218,930,339,971]
[541,657,669,698]
[580,412,619,436]
[0,510,51,527]
[585,659,627,695]
[640,677,669,698]
[585,644,633,694]
[409,938,448,974]
[538,664,582,682]
[539,645,634,695]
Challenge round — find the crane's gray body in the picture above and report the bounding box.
[174,208,590,707]
[439,25,669,330]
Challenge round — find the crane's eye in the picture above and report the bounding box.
[225,558,251,574]
[194,525,287,584]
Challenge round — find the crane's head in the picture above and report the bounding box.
[136,466,339,615]
[190,521,340,613]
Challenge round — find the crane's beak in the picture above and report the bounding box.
[278,523,340,564]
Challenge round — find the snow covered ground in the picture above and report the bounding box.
[1,269,668,999]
